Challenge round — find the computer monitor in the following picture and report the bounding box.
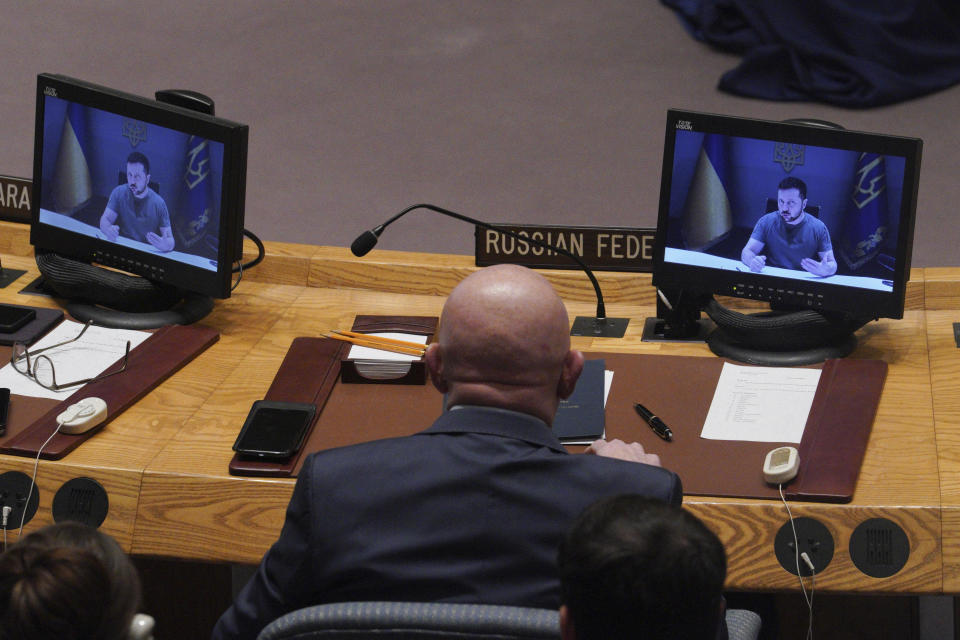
[651,109,922,365]
[30,73,249,327]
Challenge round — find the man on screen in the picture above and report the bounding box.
[741,176,836,276]
[99,151,175,252]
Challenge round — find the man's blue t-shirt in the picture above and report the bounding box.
[750,212,832,270]
[106,185,171,244]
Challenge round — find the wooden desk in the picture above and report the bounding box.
[924,268,960,595]
[0,220,951,596]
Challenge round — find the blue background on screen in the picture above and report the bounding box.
[665,129,906,259]
[39,95,226,261]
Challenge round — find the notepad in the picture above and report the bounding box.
[346,332,429,380]
[554,359,607,442]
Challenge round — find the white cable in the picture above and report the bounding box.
[800,552,816,640]
[15,406,89,539]
[780,483,815,639]
[1,505,11,551]
[656,288,674,311]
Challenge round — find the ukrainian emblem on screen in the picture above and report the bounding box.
[177,136,214,250]
[185,138,210,189]
[840,153,889,270]
[122,120,147,147]
[774,143,804,172]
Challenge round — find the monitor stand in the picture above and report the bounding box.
[702,297,868,366]
[34,251,213,330]
[64,293,213,330]
[641,289,713,342]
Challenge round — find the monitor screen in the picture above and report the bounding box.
[31,73,248,301]
[652,109,922,322]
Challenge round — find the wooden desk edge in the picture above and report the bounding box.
[0,221,943,309]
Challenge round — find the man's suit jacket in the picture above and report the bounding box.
[212,405,682,640]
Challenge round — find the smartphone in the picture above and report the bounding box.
[0,305,35,333]
[232,400,317,459]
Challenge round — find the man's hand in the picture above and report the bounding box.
[800,257,833,276]
[146,231,174,252]
[746,254,766,272]
[99,208,120,242]
[741,238,766,272]
[585,438,661,467]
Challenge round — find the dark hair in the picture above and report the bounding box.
[558,495,726,640]
[778,176,807,200]
[126,151,150,175]
[0,522,141,640]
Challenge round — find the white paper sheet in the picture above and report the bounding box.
[0,320,151,400]
[700,362,821,443]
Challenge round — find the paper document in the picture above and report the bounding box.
[0,320,151,400]
[700,363,821,443]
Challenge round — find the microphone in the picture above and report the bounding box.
[350,203,629,337]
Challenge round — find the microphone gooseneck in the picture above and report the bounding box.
[350,204,608,322]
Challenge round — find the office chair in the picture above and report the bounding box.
[256,601,559,640]
[765,197,820,218]
[256,601,763,640]
[725,608,763,640]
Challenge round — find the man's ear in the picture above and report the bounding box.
[425,342,448,393]
[559,605,576,640]
[557,349,584,399]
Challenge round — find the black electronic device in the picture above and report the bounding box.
[0,304,36,333]
[30,73,249,327]
[651,109,922,365]
[233,400,317,459]
[0,387,9,437]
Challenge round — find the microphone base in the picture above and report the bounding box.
[570,316,629,338]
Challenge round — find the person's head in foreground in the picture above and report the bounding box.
[426,263,584,425]
[558,494,727,640]
[0,521,152,640]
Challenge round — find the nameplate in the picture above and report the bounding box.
[475,224,655,272]
[0,175,31,223]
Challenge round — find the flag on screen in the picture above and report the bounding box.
[840,152,888,270]
[51,102,92,214]
[176,135,216,253]
[681,133,733,251]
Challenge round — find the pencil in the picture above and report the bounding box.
[332,329,429,350]
[324,331,426,357]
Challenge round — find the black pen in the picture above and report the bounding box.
[634,403,673,442]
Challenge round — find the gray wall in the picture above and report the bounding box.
[1,1,957,266]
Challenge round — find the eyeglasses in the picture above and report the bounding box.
[10,322,131,391]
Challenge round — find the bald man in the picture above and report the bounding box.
[213,265,681,640]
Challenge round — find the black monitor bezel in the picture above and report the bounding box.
[652,108,922,320]
[30,73,249,300]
